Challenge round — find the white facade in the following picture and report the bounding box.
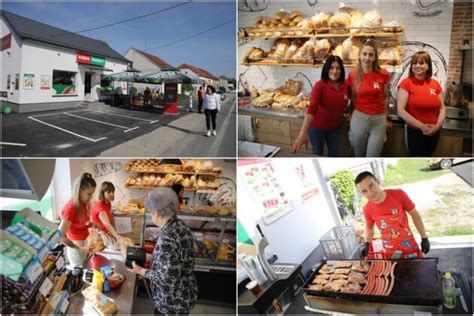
[124,48,162,75]
[1,16,129,113]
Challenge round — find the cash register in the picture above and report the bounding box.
[238,225,305,314]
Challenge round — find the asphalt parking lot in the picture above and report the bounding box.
[1,105,187,157]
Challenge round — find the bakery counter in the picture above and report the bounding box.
[67,252,137,315]
[239,106,473,157]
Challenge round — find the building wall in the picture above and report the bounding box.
[20,41,127,105]
[238,0,454,100]
[1,17,23,104]
[447,0,472,84]
[124,49,161,74]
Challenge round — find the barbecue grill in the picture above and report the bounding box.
[303,258,443,314]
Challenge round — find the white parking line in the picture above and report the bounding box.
[85,109,159,123]
[28,116,106,142]
[0,142,27,147]
[63,112,139,133]
[124,126,139,133]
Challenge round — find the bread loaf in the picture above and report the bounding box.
[361,10,383,33]
[311,12,330,33]
[329,13,350,33]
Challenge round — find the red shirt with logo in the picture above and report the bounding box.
[398,77,442,128]
[348,69,391,115]
[307,80,350,130]
[363,189,415,228]
[61,200,90,241]
[91,200,113,234]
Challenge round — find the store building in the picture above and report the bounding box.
[1,10,130,113]
[124,47,173,74]
[178,63,220,88]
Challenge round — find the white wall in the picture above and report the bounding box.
[1,17,23,104]
[238,0,453,97]
[124,49,161,74]
[20,41,127,104]
[238,158,339,264]
[51,158,72,220]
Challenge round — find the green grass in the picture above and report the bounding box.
[383,159,449,187]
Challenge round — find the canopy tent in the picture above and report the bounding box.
[139,70,203,84]
[102,69,142,82]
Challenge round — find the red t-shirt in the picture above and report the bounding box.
[348,69,391,115]
[60,200,90,241]
[91,200,113,234]
[307,80,350,130]
[363,189,415,228]
[398,77,442,128]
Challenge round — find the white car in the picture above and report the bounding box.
[428,158,473,170]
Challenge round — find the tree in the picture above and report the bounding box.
[329,170,357,216]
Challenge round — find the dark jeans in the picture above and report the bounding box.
[205,109,218,130]
[308,127,340,157]
[405,125,440,157]
[198,98,203,112]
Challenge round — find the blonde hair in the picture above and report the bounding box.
[355,38,382,90]
[71,173,96,223]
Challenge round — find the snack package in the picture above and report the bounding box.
[87,229,105,253]
[82,286,118,315]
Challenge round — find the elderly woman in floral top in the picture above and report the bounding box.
[127,188,197,314]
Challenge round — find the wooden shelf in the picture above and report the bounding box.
[126,169,221,176]
[240,30,404,41]
[242,61,402,70]
[125,185,218,191]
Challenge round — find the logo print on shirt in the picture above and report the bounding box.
[430,89,436,95]
[373,82,380,89]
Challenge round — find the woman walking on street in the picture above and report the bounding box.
[347,38,392,157]
[203,85,221,137]
[397,51,446,156]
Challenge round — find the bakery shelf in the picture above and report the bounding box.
[177,214,236,223]
[126,169,221,176]
[241,31,403,41]
[242,61,402,70]
[124,185,218,191]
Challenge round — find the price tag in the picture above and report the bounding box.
[50,292,61,310]
[48,231,61,249]
[60,298,69,314]
[38,246,48,262]
[26,259,43,283]
[56,256,65,270]
[39,277,53,297]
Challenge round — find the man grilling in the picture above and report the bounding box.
[355,171,430,259]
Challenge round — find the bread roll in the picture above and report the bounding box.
[314,39,331,58]
[289,11,303,19]
[285,39,302,61]
[383,20,403,32]
[342,37,353,61]
[311,12,330,33]
[350,11,363,34]
[338,6,354,15]
[329,13,350,33]
[275,11,289,20]
[361,10,383,33]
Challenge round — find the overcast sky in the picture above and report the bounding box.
[3,1,236,78]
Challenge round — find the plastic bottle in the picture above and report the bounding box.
[442,272,457,309]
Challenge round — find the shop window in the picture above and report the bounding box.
[52,70,77,95]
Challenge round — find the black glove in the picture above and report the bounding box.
[360,242,370,257]
[421,237,430,254]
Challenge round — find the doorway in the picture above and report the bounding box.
[84,72,93,102]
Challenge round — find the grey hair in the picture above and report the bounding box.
[145,187,178,217]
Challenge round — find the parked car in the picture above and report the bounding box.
[217,90,226,101]
[428,158,473,170]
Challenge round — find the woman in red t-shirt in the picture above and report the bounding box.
[59,172,96,267]
[291,55,350,156]
[347,39,391,157]
[397,51,446,156]
[91,181,121,244]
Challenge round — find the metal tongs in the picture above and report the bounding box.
[455,287,468,312]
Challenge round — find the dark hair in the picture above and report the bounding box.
[171,184,184,197]
[321,55,345,83]
[207,85,216,94]
[99,181,115,202]
[354,171,376,185]
[409,51,433,79]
